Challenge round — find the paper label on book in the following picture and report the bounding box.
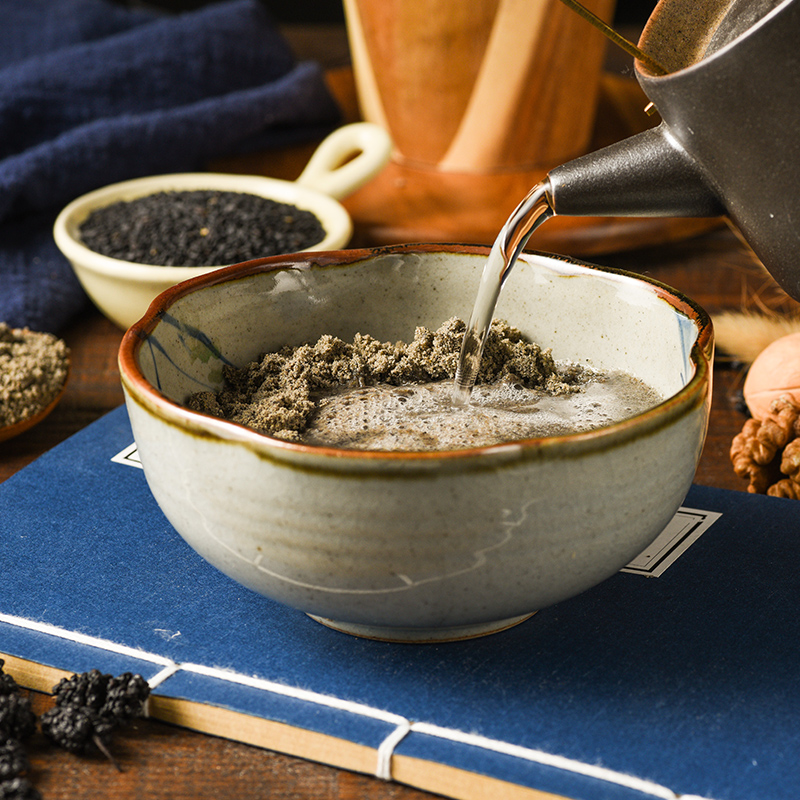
[111,444,720,576]
[622,506,722,577]
[111,443,142,469]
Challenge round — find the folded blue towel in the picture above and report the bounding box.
[0,0,341,332]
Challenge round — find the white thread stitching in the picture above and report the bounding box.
[143,663,181,718]
[376,721,412,780]
[178,661,408,726]
[0,613,716,800]
[0,613,173,666]
[410,722,682,800]
[147,663,181,689]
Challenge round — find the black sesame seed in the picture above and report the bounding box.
[78,190,326,266]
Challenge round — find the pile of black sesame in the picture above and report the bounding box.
[78,189,327,266]
[0,660,150,799]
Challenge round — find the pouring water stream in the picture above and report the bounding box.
[453,182,554,404]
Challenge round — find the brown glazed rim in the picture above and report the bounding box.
[118,243,713,467]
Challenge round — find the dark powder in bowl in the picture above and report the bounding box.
[185,318,607,449]
[0,323,70,428]
[78,190,327,266]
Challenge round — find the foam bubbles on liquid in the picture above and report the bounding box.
[301,370,663,452]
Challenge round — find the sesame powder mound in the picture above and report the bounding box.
[0,323,70,428]
[186,318,586,441]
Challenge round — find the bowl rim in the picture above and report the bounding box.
[118,243,713,467]
[53,172,354,277]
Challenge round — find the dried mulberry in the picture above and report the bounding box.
[0,697,36,743]
[0,741,28,781]
[0,663,19,699]
[51,670,110,712]
[0,666,39,799]
[39,704,114,756]
[102,673,150,723]
[42,669,150,767]
[0,778,41,800]
[50,669,149,723]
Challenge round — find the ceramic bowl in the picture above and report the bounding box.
[118,244,713,642]
[54,122,391,330]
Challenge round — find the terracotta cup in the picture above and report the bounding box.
[342,0,616,242]
[344,0,616,171]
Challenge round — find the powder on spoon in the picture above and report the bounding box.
[0,323,70,428]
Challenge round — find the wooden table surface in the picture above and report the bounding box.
[1,220,782,800]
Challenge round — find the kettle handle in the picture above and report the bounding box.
[547,123,724,219]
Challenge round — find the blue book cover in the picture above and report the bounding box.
[1,405,798,800]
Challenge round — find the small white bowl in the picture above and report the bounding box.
[119,244,713,643]
[54,122,391,330]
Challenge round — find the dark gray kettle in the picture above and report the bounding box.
[546,0,800,299]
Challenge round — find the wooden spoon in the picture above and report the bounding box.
[0,370,69,444]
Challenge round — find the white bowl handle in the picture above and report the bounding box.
[295,122,392,200]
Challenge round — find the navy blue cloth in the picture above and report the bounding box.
[0,0,341,332]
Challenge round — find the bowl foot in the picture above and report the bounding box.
[307,612,535,643]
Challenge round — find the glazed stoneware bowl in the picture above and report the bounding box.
[118,243,713,642]
[54,122,391,330]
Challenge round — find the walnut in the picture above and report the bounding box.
[757,397,800,448]
[731,420,774,493]
[730,395,800,495]
[768,479,800,500]
[780,438,800,482]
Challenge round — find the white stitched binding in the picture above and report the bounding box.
[376,721,412,780]
[0,613,717,800]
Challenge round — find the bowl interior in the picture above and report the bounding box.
[130,248,703,425]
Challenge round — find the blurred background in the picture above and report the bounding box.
[114,0,657,28]
[111,0,659,78]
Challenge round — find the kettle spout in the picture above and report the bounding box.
[546,123,724,219]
